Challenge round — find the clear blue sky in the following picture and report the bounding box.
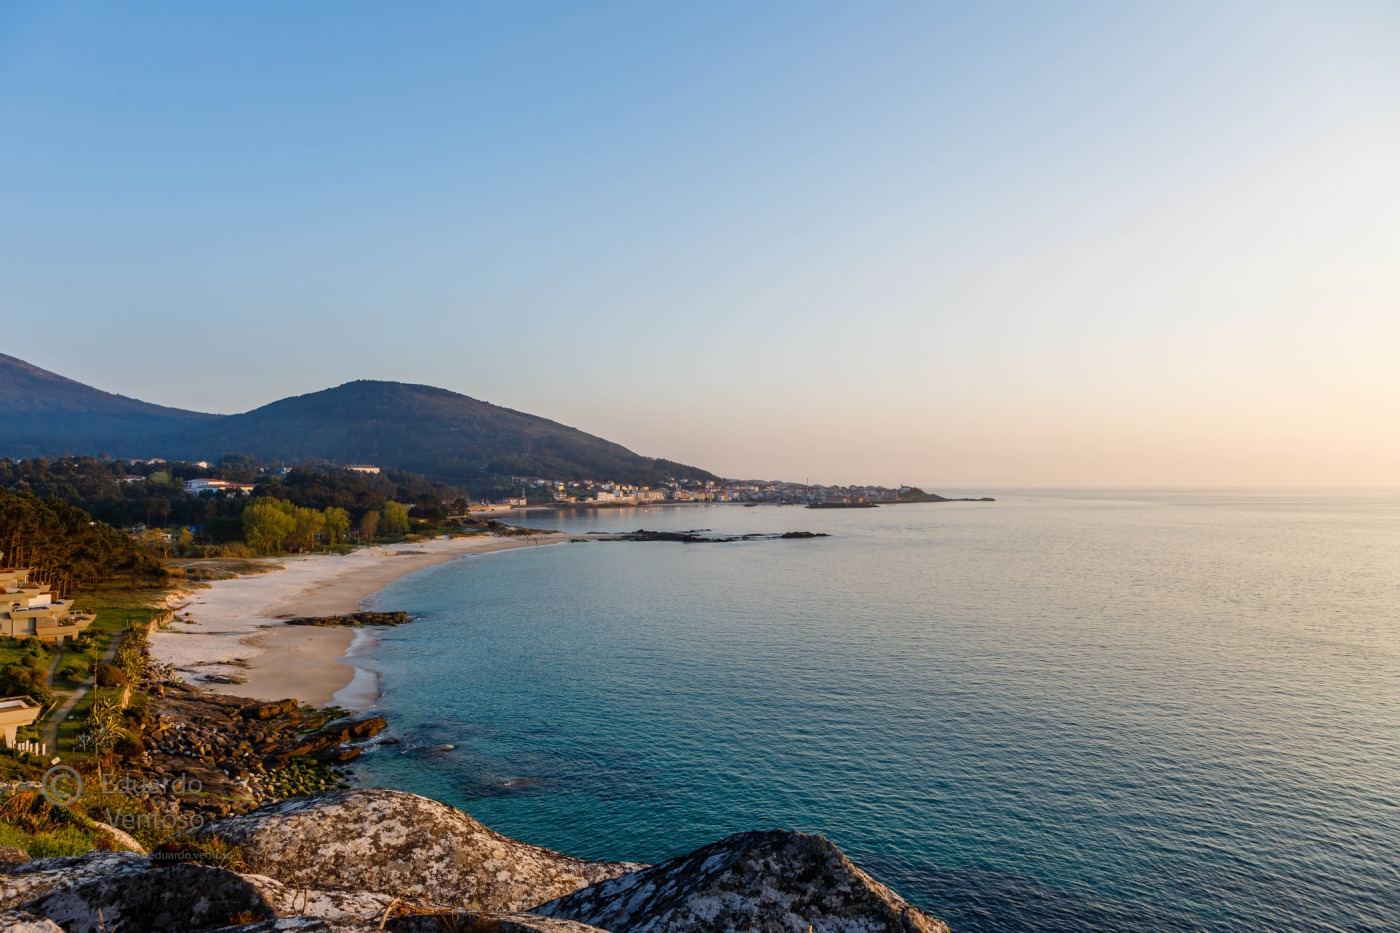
[2,2,1397,485]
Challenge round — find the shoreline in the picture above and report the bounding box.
[150,533,570,710]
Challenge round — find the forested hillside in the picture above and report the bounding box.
[155,380,714,487]
[0,353,216,458]
[0,488,162,595]
[1,356,717,488]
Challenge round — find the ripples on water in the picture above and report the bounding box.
[351,492,1400,932]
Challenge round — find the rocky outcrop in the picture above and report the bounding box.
[212,914,611,933]
[282,612,411,628]
[0,848,30,871]
[196,789,642,911]
[0,793,949,933]
[265,718,386,767]
[535,830,949,933]
[1,853,143,911]
[0,909,63,933]
[0,852,391,933]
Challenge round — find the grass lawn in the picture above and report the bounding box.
[54,687,98,758]
[0,639,51,671]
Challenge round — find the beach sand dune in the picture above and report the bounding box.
[151,533,567,709]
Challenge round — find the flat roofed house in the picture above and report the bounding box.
[0,569,95,645]
[0,696,39,748]
[184,478,255,495]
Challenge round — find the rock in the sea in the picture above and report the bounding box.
[198,789,642,910]
[535,829,949,933]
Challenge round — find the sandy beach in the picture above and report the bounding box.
[149,533,570,710]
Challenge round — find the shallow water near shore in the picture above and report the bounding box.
[353,492,1400,932]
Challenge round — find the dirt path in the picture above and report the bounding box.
[41,631,123,757]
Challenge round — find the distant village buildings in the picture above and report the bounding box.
[183,478,255,495]
[516,475,903,507]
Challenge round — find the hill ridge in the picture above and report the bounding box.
[0,355,714,486]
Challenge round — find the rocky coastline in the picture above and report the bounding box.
[0,788,950,933]
[0,674,950,933]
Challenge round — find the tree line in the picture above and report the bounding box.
[0,488,162,595]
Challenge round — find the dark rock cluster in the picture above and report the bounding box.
[131,687,387,817]
[0,790,949,933]
[281,612,412,628]
[623,530,827,543]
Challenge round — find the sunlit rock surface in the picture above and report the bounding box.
[198,789,643,910]
[536,830,950,933]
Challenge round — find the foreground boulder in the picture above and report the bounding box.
[0,851,391,933]
[0,910,62,933]
[213,914,609,933]
[0,852,148,912]
[535,830,949,933]
[198,789,642,910]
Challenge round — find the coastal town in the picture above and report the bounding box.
[528,477,928,507]
[127,459,928,508]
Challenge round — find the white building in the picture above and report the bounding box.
[184,479,255,496]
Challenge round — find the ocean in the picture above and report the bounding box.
[350,491,1399,932]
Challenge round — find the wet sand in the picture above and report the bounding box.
[150,533,570,709]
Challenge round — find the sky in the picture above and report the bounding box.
[1,2,1397,487]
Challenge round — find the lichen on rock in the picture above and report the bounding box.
[534,830,950,933]
[196,789,643,911]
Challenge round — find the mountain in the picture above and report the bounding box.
[0,356,715,486]
[158,380,715,486]
[0,352,219,458]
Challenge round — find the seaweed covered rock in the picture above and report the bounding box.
[197,789,642,911]
[535,829,949,933]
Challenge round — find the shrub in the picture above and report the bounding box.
[95,663,128,687]
[152,835,246,871]
[113,627,148,683]
[113,734,144,759]
[0,664,51,706]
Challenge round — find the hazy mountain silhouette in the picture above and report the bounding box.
[0,355,715,485]
[0,352,219,458]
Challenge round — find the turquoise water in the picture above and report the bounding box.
[353,493,1400,932]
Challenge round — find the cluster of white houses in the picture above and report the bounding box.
[536,479,909,506]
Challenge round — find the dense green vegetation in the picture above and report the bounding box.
[1,457,524,558]
[0,351,217,461]
[0,486,163,594]
[0,636,55,705]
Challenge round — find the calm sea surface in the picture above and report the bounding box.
[353,492,1399,932]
